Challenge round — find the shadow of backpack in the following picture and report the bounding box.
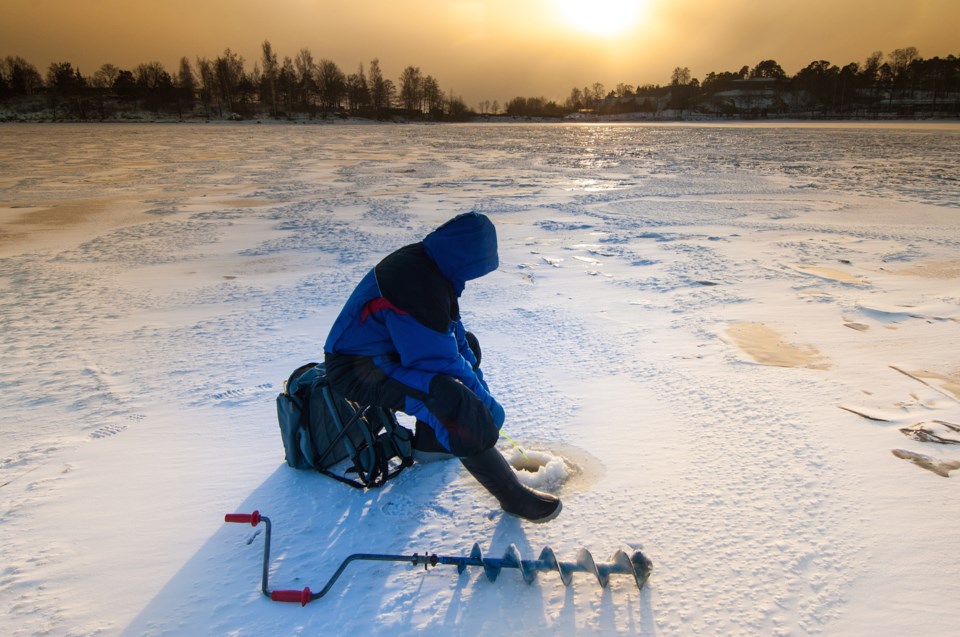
[276,362,413,489]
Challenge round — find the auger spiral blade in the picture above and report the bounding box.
[630,550,654,590]
[453,544,654,591]
[532,546,567,585]
[575,547,605,587]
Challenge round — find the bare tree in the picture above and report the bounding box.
[134,61,169,90]
[399,65,423,115]
[214,49,245,116]
[888,46,920,98]
[382,78,397,112]
[446,89,468,119]
[422,74,443,118]
[888,47,919,78]
[861,51,884,83]
[2,56,43,95]
[316,59,346,112]
[278,56,296,115]
[195,57,216,118]
[669,66,696,115]
[587,82,605,112]
[87,63,120,119]
[261,40,279,118]
[368,58,389,119]
[176,57,196,118]
[91,64,119,90]
[134,61,174,114]
[581,85,592,109]
[671,66,692,86]
[294,48,316,113]
[346,63,370,114]
[47,61,86,118]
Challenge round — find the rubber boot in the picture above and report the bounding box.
[460,447,562,523]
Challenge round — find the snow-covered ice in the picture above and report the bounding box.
[1,122,959,636]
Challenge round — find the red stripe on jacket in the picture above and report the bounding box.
[360,297,409,323]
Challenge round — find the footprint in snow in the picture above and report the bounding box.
[89,413,145,440]
[209,384,274,404]
[89,423,127,439]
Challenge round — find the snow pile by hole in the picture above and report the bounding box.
[502,447,573,491]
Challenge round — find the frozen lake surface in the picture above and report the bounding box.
[1,122,958,636]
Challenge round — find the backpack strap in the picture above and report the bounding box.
[312,384,415,489]
[311,398,376,490]
[313,388,369,469]
[358,409,414,487]
[345,406,409,488]
[318,467,369,490]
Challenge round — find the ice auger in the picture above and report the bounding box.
[224,510,653,605]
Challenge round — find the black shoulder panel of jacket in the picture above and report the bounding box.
[375,242,458,333]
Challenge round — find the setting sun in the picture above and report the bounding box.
[554,0,647,36]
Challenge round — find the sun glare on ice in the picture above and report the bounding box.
[554,0,647,36]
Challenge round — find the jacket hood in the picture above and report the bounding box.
[422,212,498,295]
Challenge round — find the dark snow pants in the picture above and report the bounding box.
[323,333,499,458]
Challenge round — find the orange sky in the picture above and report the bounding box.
[4,0,958,107]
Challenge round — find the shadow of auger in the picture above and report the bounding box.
[225,510,653,606]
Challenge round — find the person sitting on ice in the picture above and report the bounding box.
[323,212,561,523]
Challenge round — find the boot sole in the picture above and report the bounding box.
[511,499,562,524]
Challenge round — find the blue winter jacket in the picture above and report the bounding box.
[324,213,502,441]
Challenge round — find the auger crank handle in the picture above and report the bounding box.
[224,511,262,526]
[271,588,313,606]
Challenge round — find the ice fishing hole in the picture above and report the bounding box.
[513,455,549,473]
[503,444,605,493]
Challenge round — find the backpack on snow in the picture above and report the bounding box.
[276,362,413,489]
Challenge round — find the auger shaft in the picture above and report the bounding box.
[225,510,652,606]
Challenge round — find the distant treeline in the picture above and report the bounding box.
[1,44,957,122]
[510,47,960,120]
[0,41,469,122]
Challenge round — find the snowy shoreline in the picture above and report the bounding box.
[3,113,960,126]
[1,123,958,636]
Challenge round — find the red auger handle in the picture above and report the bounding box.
[271,587,312,606]
[224,511,261,526]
